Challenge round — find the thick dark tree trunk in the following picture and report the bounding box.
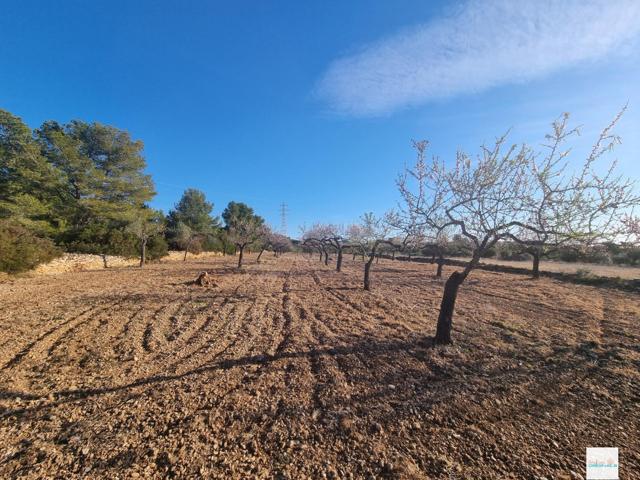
[434,271,464,345]
[532,251,540,279]
[237,245,245,269]
[140,238,147,268]
[363,255,375,291]
[392,251,396,260]
[257,248,265,263]
[336,248,343,272]
[102,254,108,268]
[352,252,357,261]
[376,253,380,264]
[408,253,412,261]
[319,251,323,261]
[324,251,329,266]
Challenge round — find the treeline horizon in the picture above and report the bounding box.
[2,107,639,277]
[0,108,280,273]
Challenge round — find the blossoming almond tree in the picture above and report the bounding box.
[256,225,292,262]
[507,110,638,277]
[398,114,638,345]
[301,224,333,266]
[348,213,397,291]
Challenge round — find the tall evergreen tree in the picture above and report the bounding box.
[0,109,64,236]
[166,189,220,259]
[36,120,155,251]
[222,201,265,268]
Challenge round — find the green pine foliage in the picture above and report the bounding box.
[0,220,61,273]
[1,107,272,273]
[1,108,163,272]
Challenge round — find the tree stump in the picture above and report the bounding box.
[195,271,215,287]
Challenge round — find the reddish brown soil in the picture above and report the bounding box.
[1,255,638,479]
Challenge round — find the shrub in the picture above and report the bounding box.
[146,236,168,261]
[496,242,530,261]
[575,268,593,279]
[557,248,581,263]
[0,220,61,273]
[611,247,640,266]
[480,245,497,258]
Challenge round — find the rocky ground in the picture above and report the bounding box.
[0,254,638,479]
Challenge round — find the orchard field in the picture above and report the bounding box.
[1,254,638,479]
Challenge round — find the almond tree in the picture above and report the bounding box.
[302,223,350,271]
[126,208,165,267]
[256,225,292,262]
[270,232,292,257]
[302,224,333,266]
[387,210,449,276]
[323,225,350,272]
[623,215,640,245]
[399,115,637,345]
[348,213,396,291]
[223,201,264,269]
[399,138,542,344]
[507,110,637,277]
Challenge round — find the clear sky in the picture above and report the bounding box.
[1,0,639,236]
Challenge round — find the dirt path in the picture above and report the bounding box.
[0,255,638,479]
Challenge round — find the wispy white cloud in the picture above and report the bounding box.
[316,0,640,116]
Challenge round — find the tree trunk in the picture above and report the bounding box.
[532,251,541,279]
[319,251,323,261]
[434,271,464,345]
[376,253,380,264]
[102,254,108,268]
[237,245,244,269]
[392,251,396,260]
[363,246,378,291]
[336,248,343,272]
[352,252,356,261]
[257,248,265,263]
[436,257,444,278]
[364,256,374,291]
[323,251,329,266]
[140,238,147,268]
[408,253,412,261]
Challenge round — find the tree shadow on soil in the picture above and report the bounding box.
[0,333,619,423]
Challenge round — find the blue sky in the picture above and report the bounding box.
[1,0,639,236]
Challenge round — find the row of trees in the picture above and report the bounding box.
[0,108,161,272]
[0,108,290,272]
[165,191,291,268]
[302,111,638,345]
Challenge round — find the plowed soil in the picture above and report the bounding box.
[1,255,638,479]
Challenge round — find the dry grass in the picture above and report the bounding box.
[453,256,640,279]
[0,255,638,478]
[31,251,223,276]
